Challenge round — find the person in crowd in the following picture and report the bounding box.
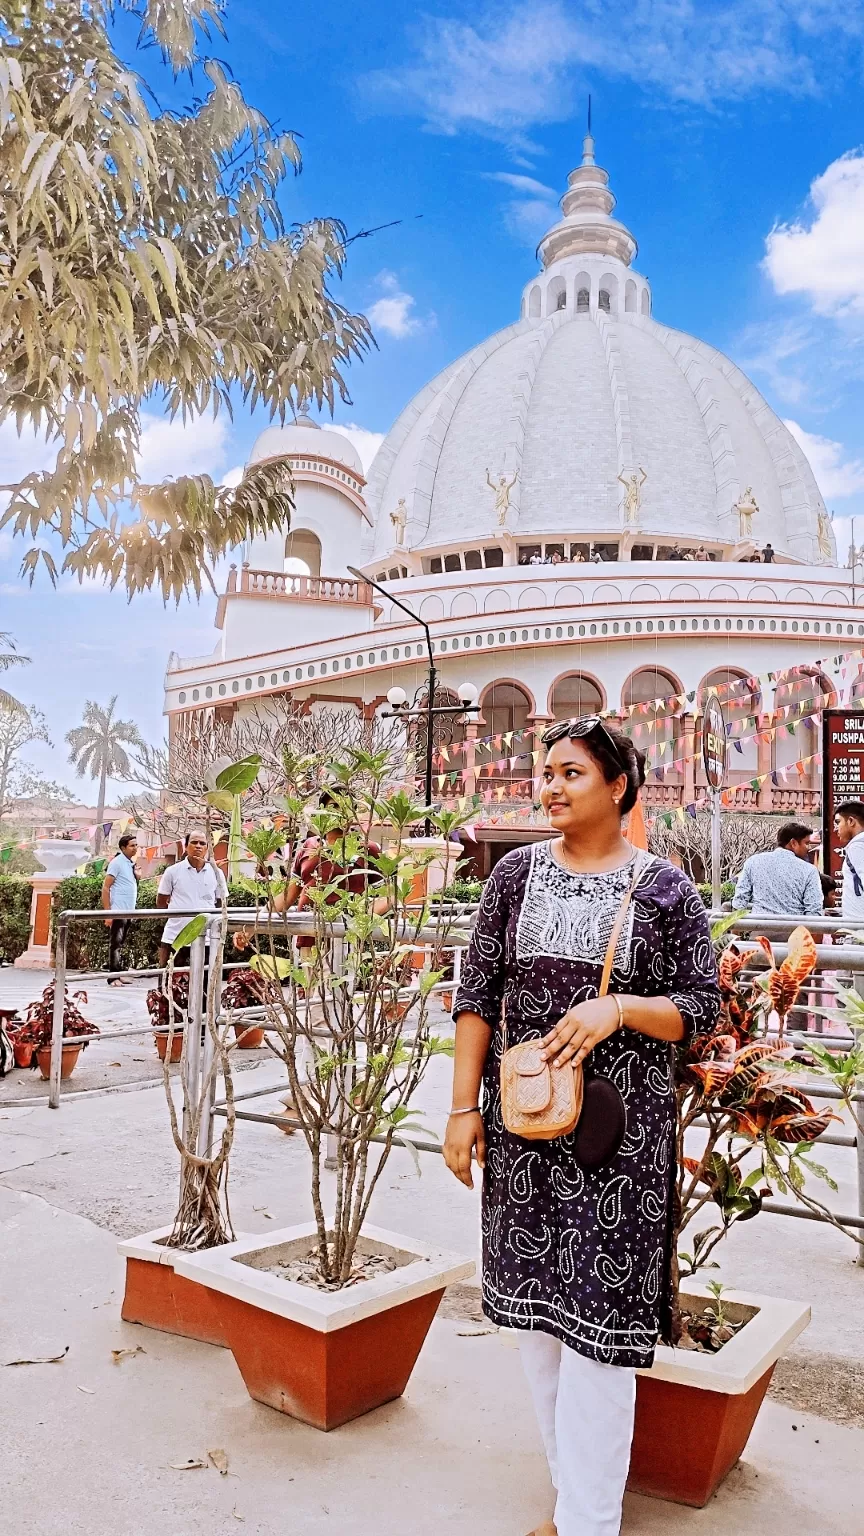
[590,548,602,563]
[101,830,138,986]
[732,822,822,916]
[833,801,864,921]
[695,545,707,560]
[444,717,719,1536]
[274,791,389,937]
[668,543,684,560]
[156,829,229,969]
[571,549,585,562]
[761,542,775,563]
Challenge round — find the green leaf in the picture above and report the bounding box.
[171,914,208,950]
[215,755,261,795]
[249,953,291,980]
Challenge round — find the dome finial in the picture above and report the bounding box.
[582,94,595,166]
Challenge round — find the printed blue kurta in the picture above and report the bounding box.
[453,843,719,1369]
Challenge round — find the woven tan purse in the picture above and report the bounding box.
[500,859,641,1141]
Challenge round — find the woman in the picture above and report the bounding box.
[443,718,719,1536]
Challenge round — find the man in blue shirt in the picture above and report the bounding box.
[733,822,823,916]
[101,832,139,984]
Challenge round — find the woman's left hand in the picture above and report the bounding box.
[541,996,621,1069]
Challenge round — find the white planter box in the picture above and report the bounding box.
[174,1221,475,1332]
[640,1282,810,1395]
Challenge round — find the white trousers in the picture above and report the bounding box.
[519,1331,636,1536]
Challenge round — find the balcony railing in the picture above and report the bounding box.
[227,565,372,605]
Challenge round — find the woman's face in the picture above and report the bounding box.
[540,736,627,836]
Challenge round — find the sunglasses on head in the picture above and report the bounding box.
[542,714,628,773]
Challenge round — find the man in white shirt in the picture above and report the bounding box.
[833,802,864,922]
[156,829,229,967]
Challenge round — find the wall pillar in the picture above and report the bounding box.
[14,839,91,970]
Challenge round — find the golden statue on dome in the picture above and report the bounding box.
[734,486,759,539]
[486,468,519,525]
[617,467,647,524]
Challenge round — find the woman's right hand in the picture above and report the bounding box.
[443,1110,485,1189]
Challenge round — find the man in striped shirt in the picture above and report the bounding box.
[733,822,823,916]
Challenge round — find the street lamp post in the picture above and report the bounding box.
[347,566,479,834]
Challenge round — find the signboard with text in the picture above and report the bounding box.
[702,696,727,791]
[822,709,864,879]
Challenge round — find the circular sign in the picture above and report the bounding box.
[702,696,727,791]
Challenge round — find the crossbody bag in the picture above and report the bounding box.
[499,857,641,1166]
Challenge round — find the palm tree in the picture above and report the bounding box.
[0,631,29,712]
[66,698,144,854]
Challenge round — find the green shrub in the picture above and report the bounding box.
[433,877,484,905]
[697,881,736,908]
[0,874,33,962]
[51,874,258,971]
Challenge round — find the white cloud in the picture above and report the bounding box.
[363,3,864,144]
[485,170,559,243]
[366,271,425,340]
[764,152,864,317]
[784,419,864,500]
[0,420,57,512]
[336,424,386,474]
[220,464,245,489]
[137,411,230,481]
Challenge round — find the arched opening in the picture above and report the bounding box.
[546,275,566,315]
[475,682,533,790]
[528,284,541,319]
[698,669,759,774]
[284,529,321,577]
[599,273,618,316]
[641,288,651,316]
[773,669,832,789]
[625,278,637,313]
[622,667,682,777]
[549,673,604,718]
[575,271,590,313]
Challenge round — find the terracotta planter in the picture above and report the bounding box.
[154,1030,183,1063]
[13,1040,35,1069]
[628,1286,810,1507]
[36,1043,82,1080]
[439,990,453,1012]
[117,1227,231,1347]
[176,1222,475,1430]
[233,1021,265,1049]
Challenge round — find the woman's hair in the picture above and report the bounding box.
[548,723,646,816]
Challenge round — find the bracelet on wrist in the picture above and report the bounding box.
[449,1105,481,1116]
[611,995,625,1031]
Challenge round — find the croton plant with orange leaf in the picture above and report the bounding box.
[672,918,836,1309]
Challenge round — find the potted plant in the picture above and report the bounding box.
[220,966,278,1048]
[118,756,262,1347]
[176,749,476,1429]
[13,985,99,1079]
[146,972,189,1062]
[628,923,837,1507]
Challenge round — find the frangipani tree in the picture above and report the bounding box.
[0,0,371,599]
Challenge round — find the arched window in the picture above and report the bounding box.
[546,276,566,315]
[599,273,618,316]
[641,288,651,316]
[284,529,321,577]
[699,669,759,774]
[773,670,832,786]
[575,271,590,313]
[622,668,682,773]
[598,289,611,313]
[528,284,541,319]
[625,279,637,313]
[549,673,604,718]
[476,683,532,786]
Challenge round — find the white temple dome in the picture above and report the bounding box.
[248,411,364,477]
[364,136,833,567]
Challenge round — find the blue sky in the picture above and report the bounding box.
[3,0,864,795]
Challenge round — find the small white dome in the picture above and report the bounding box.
[248,416,363,477]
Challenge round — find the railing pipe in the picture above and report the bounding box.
[48,916,68,1110]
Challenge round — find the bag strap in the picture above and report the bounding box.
[598,853,644,998]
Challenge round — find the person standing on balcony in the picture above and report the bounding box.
[101,831,138,985]
[444,717,719,1536]
[732,823,823,916]
[834,802,864,922]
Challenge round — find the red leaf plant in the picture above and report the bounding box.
[13,986,99,1067]
[671,923,833,1333]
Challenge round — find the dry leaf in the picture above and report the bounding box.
[169,1458,207,1471]
[208,1448,229,1475]
[77,1385,96,1394]
[4,1347,69,1366]
[111,1346,145,1364]
[456,1328,496,1338]
[232,1510,245,1522]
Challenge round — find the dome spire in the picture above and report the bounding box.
[537,116,637,271]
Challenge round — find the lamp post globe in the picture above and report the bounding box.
[386,686,408,709]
